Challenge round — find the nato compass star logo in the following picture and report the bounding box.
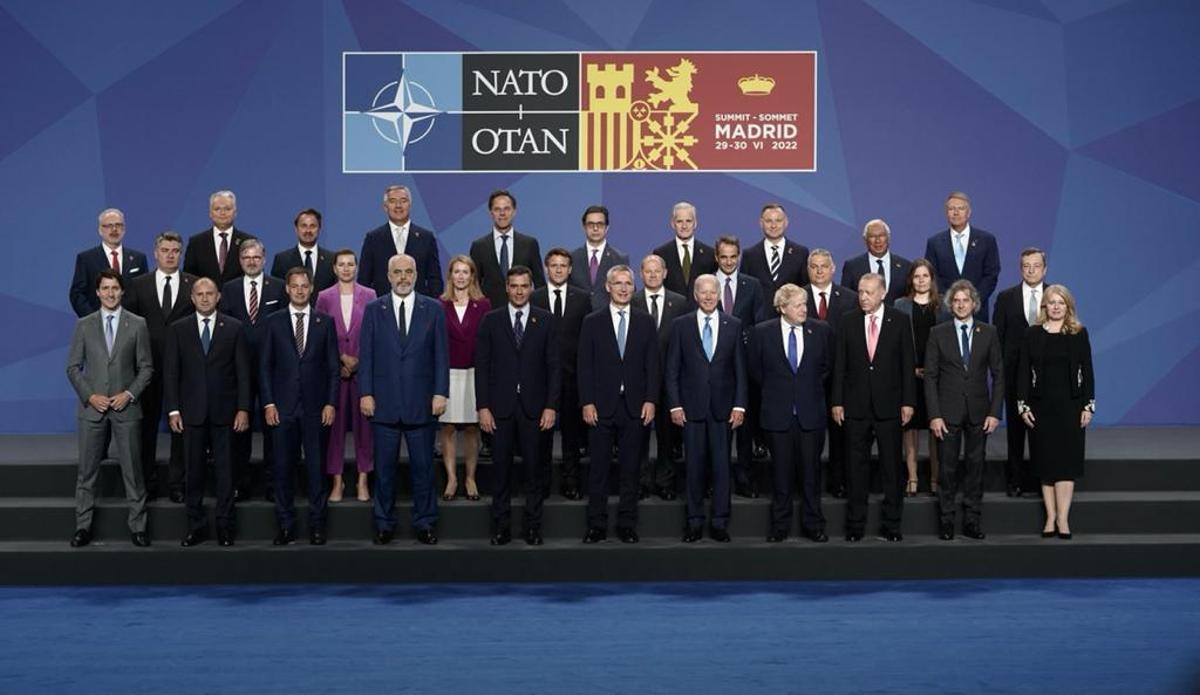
[363,73,440,153]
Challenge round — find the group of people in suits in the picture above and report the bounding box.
[65,189,1094,547]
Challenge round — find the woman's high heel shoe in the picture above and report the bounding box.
[905,479,918,497]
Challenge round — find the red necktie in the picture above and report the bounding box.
[818,291,828,321]
[110,249,120,273]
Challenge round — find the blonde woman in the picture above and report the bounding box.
[439,256,491,501]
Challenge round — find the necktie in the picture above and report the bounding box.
[294,312,306,355]
[867,314,879,362]
[788,326,798,373]
[960,324,971,368]
[1027,289,1038,326]
[499,235,510,275]
[397,299,407,341]
[681,243,692,283]
[110,250,120,273]
[248,280,259,324]
[876,258,886,288]
[305,249,314,278]
[818,292,828,321]
[589,249,599,285]
[769,245,781,282]
[513,309,524,348]
[702,315,714,361]
[954,233,966,273]
[218,232,229,273]
[650,294,660,328]
[105,315,115,355]
[161,275,173,317]
[201,317,211,355]
[553,289,562,318]
[395,229,406,253]
[617,309,627,358]
[723,277,734,314]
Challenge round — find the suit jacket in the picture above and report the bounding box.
[569,243,630,310]
[749,318,832,432]
[1017,326,1095,405]
[358,292,450,425]
[652,238,717,303]
[993,282,1044,375]
[831,306,917,420]
[218,275,286,351]
[258,308,340,418]
[315,283,375,359]
[740,238,810,302]
[123,272,197,362]
[468,231,546,309]
[474,305,561,419]
[577,307,659,418]
[804,284,856,336]
[632,288,689,358]
[66,310,154,422]
[358,222,443,298]
[69,245,149,317]
[183,227,255,285]
[840,252,912,305]
[924,320,1004,425]
[665,312,747,422]
[162,313,251,426]
[531,284,590,378]
[271,245,336,296]
[718,273,768,344]
[924,227,1001,319]
[441,297,491,368]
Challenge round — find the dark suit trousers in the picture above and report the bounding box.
[587,406,646,529]
[683,419,731,530]
[824,379,846,491]
[1003,370,1034,488]
[640,385,678,491]
[270,413,330,533]
[732,397,759,484]
[372,420,438,532]
[936,420,987,527]
[491,413,545,531]
[138,375,184,493]
[766,423,826,534]
[541,380,583,489]
[183,423,234,533]
[844,415,904,534]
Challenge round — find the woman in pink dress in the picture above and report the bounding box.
[315,249,375,502]
[439,255,491,501]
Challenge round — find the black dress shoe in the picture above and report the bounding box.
[734,482,759,499]
[657,487,677,501]
[709,527,731,543]
[490,529,512,546]
[309,530,327,546]
[753,443,769,460]
[218,531,234,547]
[70,528,93,548]
[803,530,829,543]
[963,526,985,540]
[373,529,394,545]
[766,530,788,543]
[831,485,847,499]
[233,487,248,502]
[939,522,955,541]
[168,490,185,504]
[845,531,863,542]
[479,443,492,458]
[682,527,703,543]
[561,487,582,501]
[582,527,607,544]
[273,529,296,546]
[882,531,903,542]
[1006,484,1020,498]
[181,529,208,547]
[617,527,639,544]
[416,528,438,545]
[131,532,151,547]
[264,489,275,503]
[639,486,652,501]
[524,528,543,546]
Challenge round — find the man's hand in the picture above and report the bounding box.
[539,409,556,431]
[264,404,280,427]
[169,413,184,434]
[1021,410,1035,428]
[1080,410,1093,429]
[109,391,132,411]
[641,402,655,426]
[233,410,249,433]
[730,410,745,429]
[432,395,447,417]
[982,415,1000,435]
[670,408,686,427]
[831,406,844,426]
[478,407,496,434]
[87,394,110,413]
[360,395,375,418]
[900,406,914,427]
[321,405,336,427]
[582,404,598,427]
[930,417,948,440]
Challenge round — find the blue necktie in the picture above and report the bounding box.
[617,309,627,358]
[954,233,967,273]
[702,315,714,361]
[960,323,970,368]
[201,317,211,355]
[499,234,510,275]
[513,309,524,348]
[105,315,115,355]
[788,326,798,373]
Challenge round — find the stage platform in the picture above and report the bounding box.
[1,428,1197,584]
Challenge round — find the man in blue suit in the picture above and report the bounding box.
[359,185,443,298]
[569,205,630,310]
[359,254,450,545]
[475,266,560,546]
[749,284,832,543]
[841,219,912,306]
[260,268,340,545]
[70,208,148,317]
[924,192,1001,321]
[666,274,747,543]
[270,209,336,297]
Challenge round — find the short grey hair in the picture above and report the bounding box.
[692,273,719,298]
[154,231,183,248]
[209,190,237,206]
[862,218,890,238]
[671,201,696,221]
[606,263,634,284]
[808,248,833,265]
[945,279,980,312]
[383,184,411,201]
[239,237,264,256]
[98,208,124,223]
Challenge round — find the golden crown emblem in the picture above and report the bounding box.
[737,73,775,96]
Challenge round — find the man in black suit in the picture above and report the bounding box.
[714,235,768,497]
[358,184,443,297]
[805,248,857,498]
[924,192,1001,321]
[740,203,810,301]
[666,274,747,542]
[260,268,340,545]
[183,190,255,286]
[632,254,688,500]
[270,209,335,297]
[569,205,630,310]
[831,273,916,542]
[531,248,590,499]
[749,284,832,543]
[476,266,560,546]
[992,247,1047,497]
[468,190,546,309]
[218,238,285,500]
[70,208,149,317]
[841,218,912,306]
[651,201,716,304]
[926,280,1004,540]
[164,278,251,547]
[123,231,195,501]
[577,265,659,544]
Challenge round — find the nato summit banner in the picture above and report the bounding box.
[343,51,816,173]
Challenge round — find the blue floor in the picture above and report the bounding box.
[2,579,1198,694]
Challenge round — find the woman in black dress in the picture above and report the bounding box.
[1017,284,1095,539]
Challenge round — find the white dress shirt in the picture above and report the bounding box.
[644,289,665,326]
[868,252,892,289]
[391,220,410,254]
[493,228,515,264]
[863,305,885,336]
[547,281,569,314]
[289,304,311,346]
[1022,282,1044,324]
[212,226,234,258]
[242,273,265,315]
[716,270,738,309]
[156,270,180,312]
[952,224,972,254]
[675,237,693,268]
[695,309,720,346]
[954,317,974,357]
[392,290,415,332]
[781,319,805,365]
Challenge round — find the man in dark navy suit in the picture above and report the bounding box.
[841,219,912,306]
[468,190,546,310]
[260,268,340,545]
[271,209,336,297]
[749,284,832,543]
[70,208,148,317]
[924,192,1001,321]
[182,190,255,286]
[740,203,810,301]
[475,266,560,546]
[577,265,659,544]
[666,274,747,542]
[804,249,857,498]
[163,278,251,547]
[651,201,716,305]
[358,185,443,298]
[569,205,630,310]
[359,254,450,545]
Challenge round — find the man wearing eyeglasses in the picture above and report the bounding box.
[569,205,629,311]
[70,208,148,317]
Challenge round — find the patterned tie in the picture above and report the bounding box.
[876,258,886,288]
[1027,288,1039,326]
[867,314,879,362]
[723,277,734,314]
[960,323,971,369]
[248,280,259,324]
[818,292,828,321]
[499,234,510,275]
[702,315,714,361]
[294,312,306,355]
[218,232,229,273]
[396,299,407,341]
[513,309,524,348]
[589,249,599,285]
[681,243,692,283]
[201,317,211,355]
[954,233,966,274]
[650,294,660,328]
[617,309,627,358]
[553,289,562,318]
[788,326,798,373]
[161,275,172,317]
[769,245,781,282]
[110,249,120,273]
[305,249,314,279]
[105,314,115,355]
[395,229,406,253]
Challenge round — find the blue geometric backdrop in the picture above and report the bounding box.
[1,0,1197,432]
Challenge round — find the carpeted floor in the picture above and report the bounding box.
[2,579,1198,693]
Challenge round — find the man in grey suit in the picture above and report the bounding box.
[925,279,1003,541]
[65,270,154,547]
[569,205,630,310]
